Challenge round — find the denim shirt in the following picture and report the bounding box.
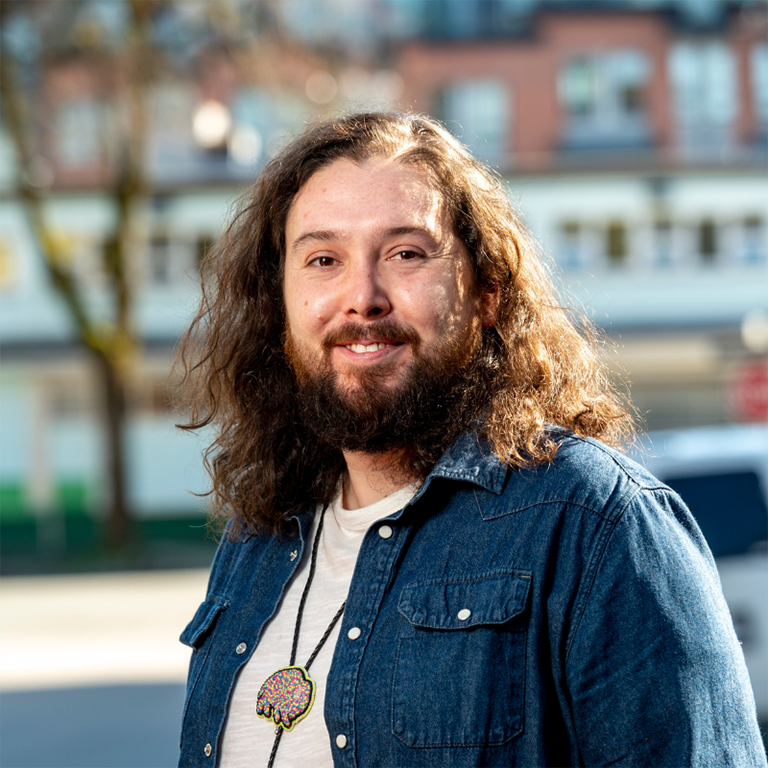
[179,431,766,767]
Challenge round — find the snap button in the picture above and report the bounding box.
[204,743,212,757]
[457,608,471,621]
[336,733,348,748]
[347,626,361,640]
[378,525,393,539]
[236,642,247,654]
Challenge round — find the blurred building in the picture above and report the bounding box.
[0,0,766,564]
[394,0,768,429]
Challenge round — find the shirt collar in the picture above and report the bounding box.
[288,431,508,530]
[413,431,508,501]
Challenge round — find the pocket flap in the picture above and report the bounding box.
[180,596,229,649]
[398,570,531,630]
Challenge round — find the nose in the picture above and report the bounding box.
[342,259,391,319]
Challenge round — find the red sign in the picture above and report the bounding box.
[727,361,768,423]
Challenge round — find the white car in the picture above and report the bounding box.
[632,423,768,727]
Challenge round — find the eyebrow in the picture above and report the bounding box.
[289,226,439,252]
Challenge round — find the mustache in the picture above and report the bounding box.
[322,321,420,350]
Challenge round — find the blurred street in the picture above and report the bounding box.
[0,568,209,767]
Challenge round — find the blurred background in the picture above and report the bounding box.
[0,0,766,765]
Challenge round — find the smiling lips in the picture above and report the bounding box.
[344,341,402,354]
[323,322,419,356]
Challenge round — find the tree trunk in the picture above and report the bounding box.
[0,4,153,554]
[99,356,132,549]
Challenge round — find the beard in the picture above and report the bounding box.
[284,320,494,461]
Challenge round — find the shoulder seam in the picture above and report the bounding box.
[564,483,641,662]
[562,434,667,491]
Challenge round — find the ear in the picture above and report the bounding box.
[480,285,501,328]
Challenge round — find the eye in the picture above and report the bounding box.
[390,250,421,261]
[310,255,338,267]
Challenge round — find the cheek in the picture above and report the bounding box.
[428,269,477,330]
[285,281,332,332]
[403,279,472,339]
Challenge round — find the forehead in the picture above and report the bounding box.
[285,157,448,244]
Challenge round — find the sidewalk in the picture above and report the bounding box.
[0,568,209,691]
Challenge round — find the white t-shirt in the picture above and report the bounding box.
[219,482,420,767]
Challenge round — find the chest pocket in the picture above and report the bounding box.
[392,570,531,748]
[180,596,229,649]
[178,595,230,749]
[179,596,229,703]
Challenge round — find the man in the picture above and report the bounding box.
[177,112,765,767]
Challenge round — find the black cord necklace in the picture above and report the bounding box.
[256,507,346,768]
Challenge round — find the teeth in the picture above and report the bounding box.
[346,343,389,353]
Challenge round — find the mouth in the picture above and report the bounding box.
[343,341,404,354]
[323,322,419,363]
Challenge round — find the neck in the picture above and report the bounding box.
[341,449,415,510]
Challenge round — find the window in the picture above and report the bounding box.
[277,0,373,45]
[653,220,673,267]
[561,58,596,118]
[498,0,536,11]
[196,235,214,269]
[752,43,768,128]
[606,221,627,266]
[417,0,536,39]
[698,219,717,262]
[42,232,104,287]
[147,234,197,285]
[431,0,482,38]
[559,50,651,148]
[222,87,309,174]
[559,221,581,269]
[675,0,724,27]
[743,217,766,263]
[55,98,105,168]
[669,42,737,155]
[149,234,171,284]
[229,92,266,166]
[49,383,92,419]
[437,79,509,165]
[384,0,427,38]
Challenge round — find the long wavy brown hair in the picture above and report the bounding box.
[176,111,634,536]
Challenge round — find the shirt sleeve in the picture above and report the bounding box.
[565,485,767,767]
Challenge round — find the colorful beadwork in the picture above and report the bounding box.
[256,666,316,731]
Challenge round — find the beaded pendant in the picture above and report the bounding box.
[256,666,316,731]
